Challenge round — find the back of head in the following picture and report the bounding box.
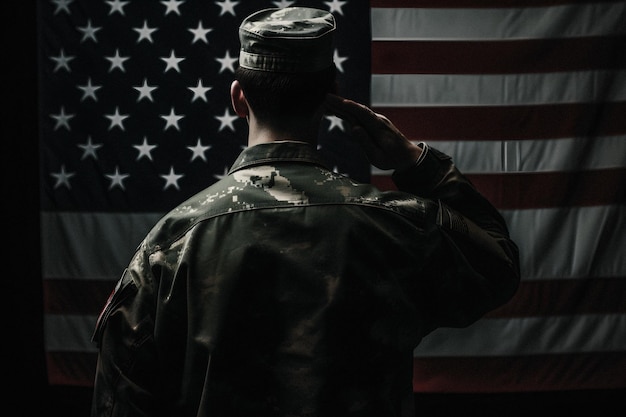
[236,7,337,124]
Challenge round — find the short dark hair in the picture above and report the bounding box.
[235,65,336,125]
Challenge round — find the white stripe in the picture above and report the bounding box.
[371,4,626,41]
[371,71,626,107]
[40,211,162,280]
[44,312,626,356]
[502,205,626,281]
[41,205,626,283]
[372,135,626,175]
[414,313,626,357]
[45,314,98,352]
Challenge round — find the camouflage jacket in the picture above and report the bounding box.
[91,141,520,417]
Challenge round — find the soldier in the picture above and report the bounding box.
[91,7,520,417]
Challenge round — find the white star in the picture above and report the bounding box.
[216,0,239,16]
[160,107,184,131]
[213,166,229,181]
[325,0,347,15]
[188,79,212,102]
[50,106,74,130]
[77,19,101,42]
[133,20,157,43]
[133,136,157,161]
[106,166,130,190]
[51,165,75,189]
[215,108,238,132]
[77,77,102,102]
[105,106,129,130]
[133,78,157,102]
[105,48,130,72]
[333,49,348,73]
[216,50,237,74]
[187,138,211,162]
[188,21,213,44]
[52,0,73,15]
[325,114,344,132]
[161,166,184,190]
[161,49,185,73]
[106,0,129,15]
[272,0,295,7]
[78,136,103,159]
[50,49,74,72]
[161,0,185,16]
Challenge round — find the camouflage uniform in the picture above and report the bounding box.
[92,141,520,417]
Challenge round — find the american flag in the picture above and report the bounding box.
[39,0,626,392]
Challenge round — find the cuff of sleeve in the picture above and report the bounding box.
[391,142,451,193]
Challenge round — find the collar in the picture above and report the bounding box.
[228,141,329,174]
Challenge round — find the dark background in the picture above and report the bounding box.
[6,2,622,416]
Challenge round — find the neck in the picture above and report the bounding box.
[246,115,321,147]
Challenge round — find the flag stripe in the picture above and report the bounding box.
[488,277,626,317]
[44,313,626,357]
[501,205,625,281]
[370,103,626,141]
[372,36,626,74]
[44,279,117,315]
[46,351,98,387]
[40,212,160,280]
[371,0,626,10]
[373,169,626,208]
[43,276,626,317]
[41,205,626,282]
[371,71,626,107]
[413,314,626,357]
[468,170,626,208]
[371,3,626,40]
[412,352,626,393]
[45,314,98,352]
[371,137,626,174]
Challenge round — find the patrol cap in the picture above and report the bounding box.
[238,7,336,73]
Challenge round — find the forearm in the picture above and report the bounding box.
[394,143,521,322]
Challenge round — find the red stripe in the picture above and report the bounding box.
[469,169,626,209]
[370,102,626,141]
[372,37,626,74]
[486,277,626,318]
[46,351,97,387]
[372,168,626,209]
[370,0,615,7]
[44,279,114,315]
[412,352,626,392]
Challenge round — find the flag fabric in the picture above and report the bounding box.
[368,0,626,392]
[38,0,626,393]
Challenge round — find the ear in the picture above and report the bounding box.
[230,80,249,118]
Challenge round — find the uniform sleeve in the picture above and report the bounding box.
[392,143,521,330]
[91,252,162,417]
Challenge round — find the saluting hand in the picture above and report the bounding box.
[324,94,422,171]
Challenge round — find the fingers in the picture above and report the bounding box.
[324,94,379,128]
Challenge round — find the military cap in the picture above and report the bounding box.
[238,7,336,73]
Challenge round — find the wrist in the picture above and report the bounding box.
[395,142,427,171]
